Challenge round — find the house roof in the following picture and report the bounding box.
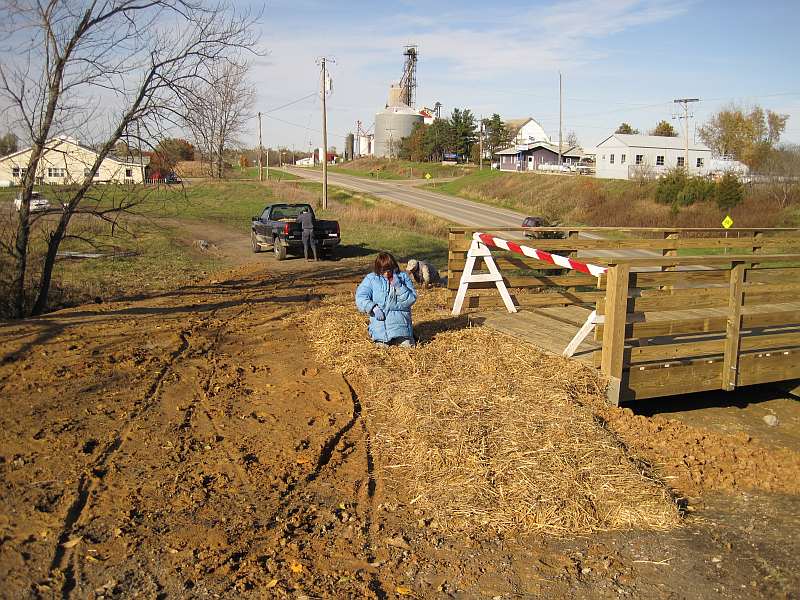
[494,142,583,157]
[0,136,150,166]
[504,117,549,137]
[596,133,710,152]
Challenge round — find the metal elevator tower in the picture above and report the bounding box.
[399,45,418,108]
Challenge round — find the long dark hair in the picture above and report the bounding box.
[373,252,399,275]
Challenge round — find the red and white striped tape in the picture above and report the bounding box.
[474,232,607,277]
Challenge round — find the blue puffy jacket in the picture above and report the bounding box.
[355,271,417,342]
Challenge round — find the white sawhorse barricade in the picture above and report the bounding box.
[451,232,607,358]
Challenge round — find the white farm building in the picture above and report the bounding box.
[0,136,148,185]
[595,134,711,180]
[505,117,552,145]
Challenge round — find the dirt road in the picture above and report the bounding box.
[1,247,799,598]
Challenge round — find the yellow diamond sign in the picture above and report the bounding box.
[424,173,432,180]
[722,215,734,229]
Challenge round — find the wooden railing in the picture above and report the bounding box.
[448,227,800,403]
[595,256,800,403]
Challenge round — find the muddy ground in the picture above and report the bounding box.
[1,236,799,599]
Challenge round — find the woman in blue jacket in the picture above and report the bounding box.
[355,252,417,347]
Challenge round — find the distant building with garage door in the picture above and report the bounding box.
[595,134,712,180]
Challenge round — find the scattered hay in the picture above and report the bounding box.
[297,290,680,535]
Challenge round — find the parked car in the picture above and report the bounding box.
[576,159,595,175]
[251,202,340,260]
[521,216,565,240]
[14,191,50,212]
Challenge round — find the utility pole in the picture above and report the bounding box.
[558,71,563,168]
[317,57,334,209]
[479,115,484,170]
[257,112,263,182]
[674,98,699,170]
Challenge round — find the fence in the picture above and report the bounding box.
[448,227,800,403]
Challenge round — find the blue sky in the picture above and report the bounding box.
[251,0,800,152]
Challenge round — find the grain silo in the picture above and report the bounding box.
[374,103,423,158]
[374,45,423,158]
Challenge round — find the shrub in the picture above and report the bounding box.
[654,169,687,205]
[676,177,715,206]
[715,173,744,210]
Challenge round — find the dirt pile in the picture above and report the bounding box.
[297,290,680,535]
[594,407,800,498]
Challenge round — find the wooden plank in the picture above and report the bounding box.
[600,254,800,268]
[740,330,800,352]
[627,338,725,363]
[598,269,730,289]
[622,360,722,400]
[737,350,800,386]
[600,265,630,404]
[746,267,800,283]
[446,272,599,290]
[622,328,800,364]
[481,311,600,365]
[722,262,745,390]
[464,291,604,310]
[626,290,729,313]
[596,308,800,339]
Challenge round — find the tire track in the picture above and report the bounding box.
[49,328,191,597]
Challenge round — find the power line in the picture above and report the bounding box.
[263,112,349,140]
[264,92,318,114]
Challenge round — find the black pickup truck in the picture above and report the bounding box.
[251,203,340,260]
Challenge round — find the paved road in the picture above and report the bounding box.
[284,166,670,265]
[284,166,525,228]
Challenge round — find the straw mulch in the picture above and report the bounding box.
[297,290,680,535]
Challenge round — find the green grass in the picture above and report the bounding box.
[325,158,474,180]
[2,178,449,314]
[234,167,299,181]
[55,221,222,301]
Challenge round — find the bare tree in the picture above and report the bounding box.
[0,1,259,317]
[185,60,255,178]
[760,145,800,209]
[565,131,580,149]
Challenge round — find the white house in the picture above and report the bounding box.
[505,117,552,145]
[595,134,711,180]
[0,136,147,185]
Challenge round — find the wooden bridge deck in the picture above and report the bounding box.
[479,307,598,364]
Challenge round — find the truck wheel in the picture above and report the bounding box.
[274,239,286,261]
[251,231,262,253]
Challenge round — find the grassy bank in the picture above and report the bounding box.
[429,169,798,228]
[1,177,448,315]
[328,157,474,180]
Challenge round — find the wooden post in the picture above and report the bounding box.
[600,263,630,405]
[721,261,745,391]
[661,230,679,273]
[751,230,763,270]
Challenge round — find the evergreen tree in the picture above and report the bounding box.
[651,120,678,136]
[0,132,18,156]
[449,108,477,159]
[615,122,639,135]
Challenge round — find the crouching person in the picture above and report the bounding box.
[405,258,441,287]
[356,252,417,347]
